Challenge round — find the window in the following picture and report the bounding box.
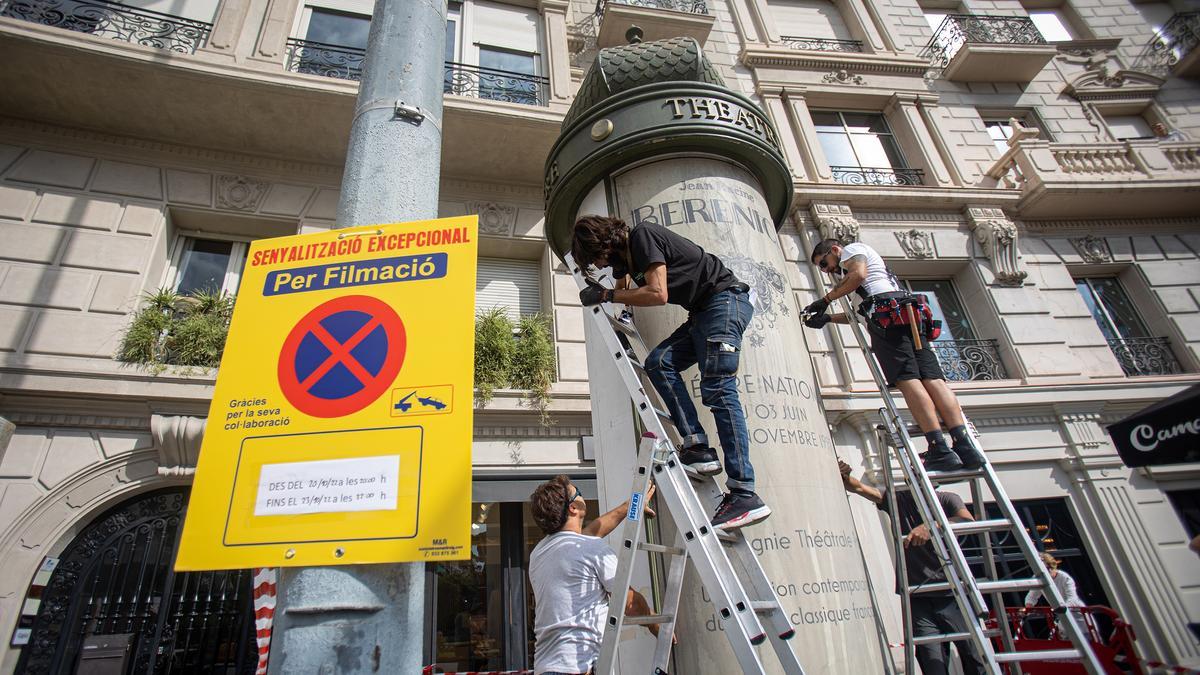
[1103,113,1155,140]
[448,0,543,105]
[812,111,921,185]
[1076,277,1182,376]
[303,7,370,47]
[476,258,542,320]
[170,236,247,295]
[1027,8,1076,41]
[900,279,1007,380]
[768,0,857,46]
[290,0,371,77]
[982,112,1047,154]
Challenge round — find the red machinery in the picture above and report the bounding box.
[986,606,1143,674]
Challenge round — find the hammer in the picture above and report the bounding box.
[905,302,923,351]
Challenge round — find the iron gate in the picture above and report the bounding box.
[15,487,258,675]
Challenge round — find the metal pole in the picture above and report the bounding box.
[268,0,446,669]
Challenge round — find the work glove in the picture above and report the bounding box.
[803,296,830,316]
[803,313,831,329]
[579,281,612,306]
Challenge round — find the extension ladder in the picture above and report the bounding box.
[566,253,805,675]
[830,295,1107,675]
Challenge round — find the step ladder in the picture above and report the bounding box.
[828,295,1107,675]
[566,253,805,675]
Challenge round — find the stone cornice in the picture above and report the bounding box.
[1020,216,1200,233]
[792,183,1020,210]
[0,116,345,182]
[740,47,929,77]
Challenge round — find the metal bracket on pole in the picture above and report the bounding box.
[394,101,426,125]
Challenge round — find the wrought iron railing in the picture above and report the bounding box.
[921,14,1047,69]
[444,61,548,106]
[831,166,924,186]
[0,0,211,53]
[929,339,1009,382]
[595,0,707,17]
[285,37,365,80]
[780,35,863,52]
[283,40,549,106]
[1107,337,1183,377]
[1135,11,1200,74]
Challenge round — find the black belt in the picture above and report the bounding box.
[729,282,750,293]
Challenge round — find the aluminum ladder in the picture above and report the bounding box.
[829,295,1107,675]
[566,253,805,675]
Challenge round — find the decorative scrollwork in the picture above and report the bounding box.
[822,69,866,85]
[830,166,925,186]
[1107,337,1183,377]
[595,0,707,17]
[443,61,549,107]
[921,14,1046,70]
[0,0,211,53]
[929,339,1009,381]
[1134,11,1199,75]
[285,37,366,80]
[780,36,863,53]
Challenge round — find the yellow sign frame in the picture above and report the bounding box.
[176,216,477,570]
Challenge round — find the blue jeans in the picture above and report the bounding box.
[645,288,755,492]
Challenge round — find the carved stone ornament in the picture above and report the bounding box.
[810,203,859,243]
[895,229,935,259]
[966,206,1026,286]
[1071,235,1112,263]
[822,69,866,86]
[151,414,206,476]
[216,174,269,211]
[467,201,518,236]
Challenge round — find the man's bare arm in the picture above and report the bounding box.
[838,460,883,504]
[823,256,867,303]
[613,263,667,306]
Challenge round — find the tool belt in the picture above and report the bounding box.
[858,292,942,340]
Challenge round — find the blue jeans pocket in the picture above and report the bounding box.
[704,339,740,376]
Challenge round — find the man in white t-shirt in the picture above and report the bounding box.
[801,239,986,473]
[528,476,663,674]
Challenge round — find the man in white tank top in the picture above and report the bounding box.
[800,239,986,473]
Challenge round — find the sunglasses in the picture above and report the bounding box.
[561,485,579,521]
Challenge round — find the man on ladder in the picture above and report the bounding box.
[571,215,768,531]
[801,238,986,473]
[839,460,988,675]
[527,476,664,675]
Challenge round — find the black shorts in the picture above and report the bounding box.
[870,326,945,387]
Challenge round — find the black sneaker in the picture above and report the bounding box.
[923,447,964,473]
[712,491,771,531]
[679,446,722,476]
[953,440,986,471]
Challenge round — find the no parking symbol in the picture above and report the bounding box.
[277,295,407,418]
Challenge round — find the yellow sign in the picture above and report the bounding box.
[176,216,478,570]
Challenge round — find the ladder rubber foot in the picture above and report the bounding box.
[779,629,795,640]
[750,633,766,646]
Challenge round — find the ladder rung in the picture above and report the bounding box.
[639,542,685,556]
[911,628,1000,646]
[994,649,1081,663]
[623,614,672,626]
[715,530,737,545]
[950,518,1014,535]
[926,468,985,482]
[652,406,672,421]
[911,578,1043,595]
[750,601,779,612]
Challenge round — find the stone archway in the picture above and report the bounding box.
[14,486,257,675]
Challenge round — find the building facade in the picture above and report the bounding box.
[0,0,1198,668]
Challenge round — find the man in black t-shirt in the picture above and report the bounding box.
[570,215,769,531]
[838,460,987,675]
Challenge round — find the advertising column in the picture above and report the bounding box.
[544,38,884,673]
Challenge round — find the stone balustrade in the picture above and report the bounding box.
[984,139,1200,217]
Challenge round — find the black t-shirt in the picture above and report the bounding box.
[877,489,967,594]
[627,223,738,311]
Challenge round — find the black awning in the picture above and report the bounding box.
[1106,383,1200,468]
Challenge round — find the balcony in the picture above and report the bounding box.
[780,36,863,53]
[831,166,924,186]
[984,139,1200,218]
[1135,12,1200,79]
[0,0,210,53]
[929,340,1009,382]
[595,0,713,48]
[922,14,1056,82]
[1107,337,1184,377]
[285,39,550,107]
